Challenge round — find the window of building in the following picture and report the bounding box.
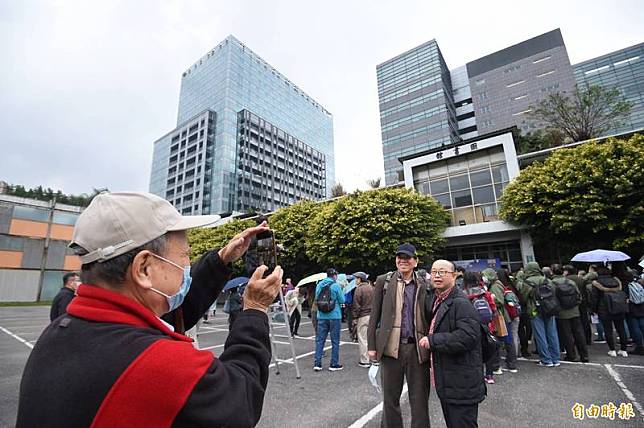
[512,109,531,116]
[52,211,78,226]
[533,55,551,64]
[536,70,556,78]
[13,205,50,222]
[506,80,525,88]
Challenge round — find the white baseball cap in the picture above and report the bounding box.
[70,192,220,264]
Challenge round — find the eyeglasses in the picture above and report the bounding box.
[430,270,454,277]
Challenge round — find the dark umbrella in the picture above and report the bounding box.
[223,276,249,292]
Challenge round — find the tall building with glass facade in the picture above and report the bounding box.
[574,42,644,135]
[150,35,334,215]
[379,29,644,185]
[377,40,459,185]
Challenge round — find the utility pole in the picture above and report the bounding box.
[36,196,56,302]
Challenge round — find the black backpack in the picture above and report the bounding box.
[317,284,335,313]
[604,291,629,315]
[555,279,581,310]
[530,278,561,317]
[480,323,498,362]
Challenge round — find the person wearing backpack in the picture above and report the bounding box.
[565,265,592,348]
[590,265,629,357]
[484,268,518,374]
[552,264,589,362]
[517,261,561,367]
[313,268,345,371]
[367,243,431,428]
[462,272,498,384]
[624,271,644,355]
[498,269,521,357]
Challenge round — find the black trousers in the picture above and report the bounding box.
[380,343,430,428]
[289,309,301,335]
[518,313,532,355]
[440,400,479,428]
[558,317,588,360]
[601,317,628,351]
[579,304,592,345]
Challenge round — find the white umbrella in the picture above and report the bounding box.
[571,249,630,263]
[296,272,326,288]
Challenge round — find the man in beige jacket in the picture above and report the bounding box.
[367,243,430,428]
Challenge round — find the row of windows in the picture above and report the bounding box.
[378,62,442,92]
[381,105,446,132]
[11,206,79,225]
[581,56,640,75]
[379,89,444,119]
[377,45,439,77]
[382,135,452,163]
[382,120,449,146]
[379,74,442,104]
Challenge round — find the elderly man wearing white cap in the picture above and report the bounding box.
[17,192,283,428]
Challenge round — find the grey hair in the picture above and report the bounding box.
[76,235,168,288]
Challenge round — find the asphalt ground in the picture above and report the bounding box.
[2,306,644,427]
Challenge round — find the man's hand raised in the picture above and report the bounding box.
[218,221,270,264]
[243,265,284,312]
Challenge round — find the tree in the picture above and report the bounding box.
[331,183,347,197]
[529,85,632,142]
[515,129,566,155]
[269,200,325,281]
[499,134,644,254]
[366,177,381,189]
[187,218,255,276]
[305,188,449,275]
[4,183,102,207]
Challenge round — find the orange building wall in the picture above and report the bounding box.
[63,255,82,271]
[9,219,48,238]
[50,224,74,241]
[0,250,23,268]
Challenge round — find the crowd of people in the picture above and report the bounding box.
[267,244,644,427]
[23,191,644,428]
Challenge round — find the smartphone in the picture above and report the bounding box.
[256,230,277,276]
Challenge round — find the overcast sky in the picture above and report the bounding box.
[1,0,642,196]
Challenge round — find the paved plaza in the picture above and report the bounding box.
[1,306,644,427]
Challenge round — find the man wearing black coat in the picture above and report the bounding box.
[420,259,486,428]
[49,272,80,321]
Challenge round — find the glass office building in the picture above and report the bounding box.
[379,29,644,186]
[574,42,644,136]
[150,35,334,214]
[377,40,459,186]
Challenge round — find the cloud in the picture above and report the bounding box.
[1,0,642,196]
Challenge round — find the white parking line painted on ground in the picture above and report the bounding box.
[517,357,602,367]
[613,364,644,370]
[604,364,644,419]
[268,345,333,369]
[200,343,226,351]
[348,383,408,428]
[0,326,34,349]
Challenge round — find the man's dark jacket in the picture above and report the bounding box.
[49,287,75,321]
[425,287,486,405]
[17,250,272,428]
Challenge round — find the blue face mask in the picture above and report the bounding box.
[149,254,192,313]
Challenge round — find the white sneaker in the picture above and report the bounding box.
[617,350,628,357]
[607,350,617,357]
[493,368,503,375]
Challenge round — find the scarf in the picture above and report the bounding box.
[429,286,454,387]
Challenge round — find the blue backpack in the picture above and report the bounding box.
[467,287,494,324]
